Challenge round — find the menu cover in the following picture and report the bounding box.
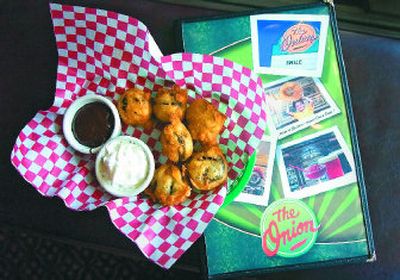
[181,3,375,278]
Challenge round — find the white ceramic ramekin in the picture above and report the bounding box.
[95,136,155,197]
[62,95,121,154]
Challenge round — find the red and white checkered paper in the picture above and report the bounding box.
[10,3,267,269]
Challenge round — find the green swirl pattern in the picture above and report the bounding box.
[182,6,370,275]
[211,25,366,244]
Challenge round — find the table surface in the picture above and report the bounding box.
[1,0,399,279]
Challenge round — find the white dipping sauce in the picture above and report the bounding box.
[96,136,153,197]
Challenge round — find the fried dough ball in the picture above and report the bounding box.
[145,164,191,206]
[153,85,188,122]
[185,146,228,191]
[160,118,193,162]
[117,88,152,128]
[186,99,226,145]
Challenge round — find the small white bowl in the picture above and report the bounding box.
[63,95,121,154]
[95,136,155,197]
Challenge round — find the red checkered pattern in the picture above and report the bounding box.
[10,3,267,268]
[106,188,225,268]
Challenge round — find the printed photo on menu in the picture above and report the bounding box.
[276,127,357,199]
[250,14,329,77]
[264,77,340,139]
[235,135,276,206]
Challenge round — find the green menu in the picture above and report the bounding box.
[181,3,374,279]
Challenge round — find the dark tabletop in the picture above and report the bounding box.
[1,0,399,279]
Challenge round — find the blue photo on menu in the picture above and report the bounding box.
[250,14,329,77]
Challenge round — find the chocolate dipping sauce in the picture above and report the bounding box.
[72,102,115,148]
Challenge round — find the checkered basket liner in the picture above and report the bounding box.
[10,3,267,269]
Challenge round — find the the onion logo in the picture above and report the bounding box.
[281,23,318,53]
[260,199,319,258]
